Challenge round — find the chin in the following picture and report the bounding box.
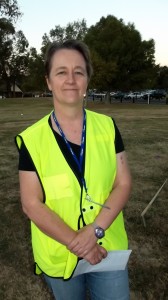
[64,96,83,104]
[65,99,82,106]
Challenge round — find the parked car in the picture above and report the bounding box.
[110,92,116,96]
[111,91,125,100]
[93,92,106,98]
[91,91,107,100]
[42,92,52,97]
[125,92,144,100]
[143,90,166,100]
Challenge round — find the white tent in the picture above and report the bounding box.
[11,84,22,93]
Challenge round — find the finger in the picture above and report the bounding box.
[101,250,107,258]
[71,246,88,257]
[99,247,107,258]
[94,257,102,264]
[68,240,80,251]
[83,249,88,256]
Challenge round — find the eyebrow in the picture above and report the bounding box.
[55,66,86,72]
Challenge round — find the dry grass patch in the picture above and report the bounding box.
[0,99,168,299]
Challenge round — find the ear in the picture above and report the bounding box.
[45,76,52,91]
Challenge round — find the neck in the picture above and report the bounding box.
[52,103,84,145]
[53,102,84,123]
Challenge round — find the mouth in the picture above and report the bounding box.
[63,89,78,91]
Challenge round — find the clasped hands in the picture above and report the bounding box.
[67,224,107,265]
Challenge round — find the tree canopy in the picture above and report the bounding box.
[40,19,87,56]
[0,0,28,96]
[0,9,167,97]
[84,15,156,91]
[0,0,21,20]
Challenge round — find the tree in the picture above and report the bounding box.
[0,0,22,73]
[0,17,15,96]
[0,0,29,97]
[84,15,156,91]
[21,47,46,94]
[41,19,88,56]
[0,0,21,20]
[156,66,168,89]
[89,49,117,91]
[9,30,29,96]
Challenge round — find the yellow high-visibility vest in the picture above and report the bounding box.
[16,109,128,279]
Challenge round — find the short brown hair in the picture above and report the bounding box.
[44,39,93,80]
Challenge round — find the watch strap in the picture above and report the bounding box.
[92,221,99,229]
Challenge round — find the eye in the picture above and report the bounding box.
[57,71,66,75]
[75,71,85,76]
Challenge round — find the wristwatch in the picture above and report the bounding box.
[92,222,105,239]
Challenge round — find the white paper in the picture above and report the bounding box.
[73,250,132,278]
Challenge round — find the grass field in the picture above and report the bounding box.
[0,98,168,300]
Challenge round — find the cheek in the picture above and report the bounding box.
[81,80,88,91]
[47,77,58,91]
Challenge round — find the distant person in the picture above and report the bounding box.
[15,39,132,300]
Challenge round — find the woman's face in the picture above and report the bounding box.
[46,49,88,106]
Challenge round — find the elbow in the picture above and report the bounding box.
[127,173,132,192]
[21,203,31,218]
[21,201,39,220]
[119,175,132,202]
[124,175,132,198]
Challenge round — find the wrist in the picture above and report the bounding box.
[66,231,78,247]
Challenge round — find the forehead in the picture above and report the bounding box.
[51,49,86,68]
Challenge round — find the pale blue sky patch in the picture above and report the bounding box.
[16,0,168,66]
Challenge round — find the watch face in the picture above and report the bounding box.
[95,227,105,239]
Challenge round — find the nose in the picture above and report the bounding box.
[66,71,75,84]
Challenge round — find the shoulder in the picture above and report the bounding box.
[86,109,115,130]
[85,109,113,124]
[19,113,51,137]
[15,113,51,149]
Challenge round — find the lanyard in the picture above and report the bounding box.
[52,109,110,209]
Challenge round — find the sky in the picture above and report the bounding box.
[16,0,168,66]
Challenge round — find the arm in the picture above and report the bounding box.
[94,150,132,229]
[19,170,77,246]
[68,151,132,254]
[19,170,106,264]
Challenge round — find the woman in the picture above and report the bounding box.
[15,39,132,300]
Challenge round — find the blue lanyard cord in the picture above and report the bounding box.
[52,109,87,193]
[52,110,110,210]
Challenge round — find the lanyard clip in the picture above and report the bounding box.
[85,193,110,210]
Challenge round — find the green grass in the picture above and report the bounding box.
[0,98,168,299]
